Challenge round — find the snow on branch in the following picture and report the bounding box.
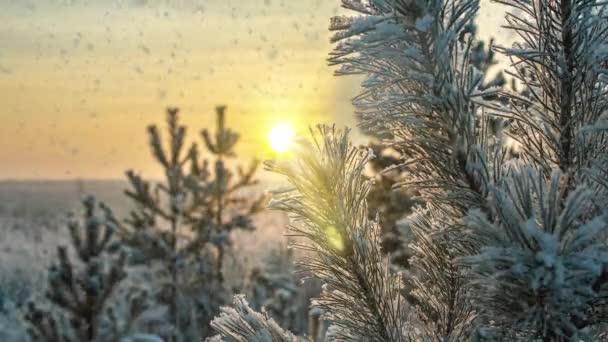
[210,295,300,342]
[329,1,509,339]
[329,0,510,222]
[265,126,411,342]
[496,0,608,175]
[463,168,608,339]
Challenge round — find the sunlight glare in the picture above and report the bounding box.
[268,122,295,153]
[326,225,344,252]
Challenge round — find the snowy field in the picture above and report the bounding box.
[0,179,289,305]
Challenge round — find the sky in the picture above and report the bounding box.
[0,0,510,180]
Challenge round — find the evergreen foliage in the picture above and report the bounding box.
[117,106,265,340]
[210,295,301,342]
[2,0,607,340]
[327,0,608,339]
[365,143,417,270]
[266,126,411,341]
[23,196,157,342]
[464,0,608,338]
[247,248,302,334]
[328,0,506,339]
[362,27,503,273]
[212,0,608,340]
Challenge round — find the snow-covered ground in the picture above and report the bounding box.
[0,179,290,303]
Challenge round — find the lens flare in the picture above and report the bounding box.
[326,225,344,251]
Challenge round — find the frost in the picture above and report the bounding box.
[463,169,608,338]
[327,0,608,339]
[265,126,410,341]
[415,14,434,32]
[210,295,299,342]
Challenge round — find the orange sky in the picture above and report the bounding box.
[0,0,509,179]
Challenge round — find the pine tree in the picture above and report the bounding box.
[117,106,265,340]
[363,32,504,273]
[247,247,303,334]
[267,126,411,341]
[23,196,156,342]
[462,0,608,338]
[212,0,608,340]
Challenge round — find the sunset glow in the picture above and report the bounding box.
[268,122,295,153]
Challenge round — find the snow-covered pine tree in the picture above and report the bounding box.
[326,0,608,339]
[213,0,608,340]
[246,247,302,334]
[362,32,504,273]
[462,0,608,339]
[117,106,265,340]
[327,0,506,339]
[23,196,156,341]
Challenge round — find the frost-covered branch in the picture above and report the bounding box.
[495,0,608,177]
[329,1,510,339]
[330,0,505,213]
[459,0,608,337]
[463,168,608,339]
[265,126,410,342]
[210,295,300,342]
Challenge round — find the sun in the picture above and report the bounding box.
[268,122,295,153]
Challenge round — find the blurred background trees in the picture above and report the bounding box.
[114,106,271,340]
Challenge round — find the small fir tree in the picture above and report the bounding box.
[23,196,155,341]
[118,106,265,340]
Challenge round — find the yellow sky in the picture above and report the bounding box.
[0,0,509,179]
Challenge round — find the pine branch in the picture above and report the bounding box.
[266,126,410,342]
[210,295,300,342]
[467,0,608,336]
[462,168,608,339]
[495,0,608,176]
[329,1,508,338]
